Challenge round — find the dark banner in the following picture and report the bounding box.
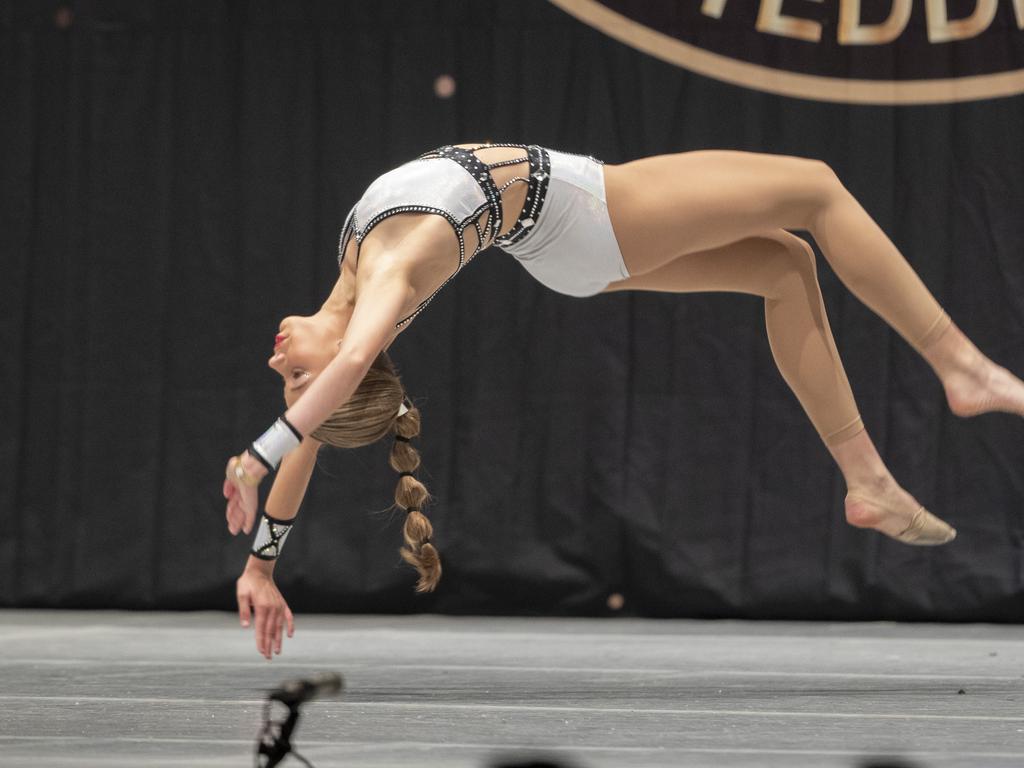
[2,0,1023,620]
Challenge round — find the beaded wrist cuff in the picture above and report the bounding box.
[251,511,294,561]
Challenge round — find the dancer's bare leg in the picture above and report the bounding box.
[604,231,954,544]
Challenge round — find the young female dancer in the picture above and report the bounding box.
[223,143,1024,659]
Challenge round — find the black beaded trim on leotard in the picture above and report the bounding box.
[493,145,550,248]
[428,146,505,245]
[337,143,553,328]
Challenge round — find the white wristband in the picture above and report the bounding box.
[251,417,302,470]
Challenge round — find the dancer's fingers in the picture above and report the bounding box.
[240,489,258,535]
[254,603,268,658]
[237,588,252,628]
[261,607,277,660]
[226,500,241,535]
[273,614,283,655]
[285,607,295,638]
[232,498,249,535]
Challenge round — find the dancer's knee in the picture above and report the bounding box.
[802,160,847,231]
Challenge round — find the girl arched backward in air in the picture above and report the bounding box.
[222,143,1024,659]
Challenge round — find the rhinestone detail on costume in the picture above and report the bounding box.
[337,142,553,329]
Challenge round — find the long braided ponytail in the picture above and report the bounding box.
[391,404,441,592]
[307,351,440,592]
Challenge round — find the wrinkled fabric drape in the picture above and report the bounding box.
[3,0,1023,619]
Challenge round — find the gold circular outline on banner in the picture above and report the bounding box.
[550,0,1024,105]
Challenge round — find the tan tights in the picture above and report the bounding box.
[608,229,881,446]
[601,150,1024,544]
[604,151,954,448]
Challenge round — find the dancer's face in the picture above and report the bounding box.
[268,314,344,407]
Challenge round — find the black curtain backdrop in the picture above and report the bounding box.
[3,0,1023,620]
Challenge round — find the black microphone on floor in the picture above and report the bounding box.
[256,672,344,768]
[268,672,343,706]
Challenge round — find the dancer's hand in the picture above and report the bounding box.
[237,564,294,660]
[223,453,266,535]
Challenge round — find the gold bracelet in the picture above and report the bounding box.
[227,455,260,487]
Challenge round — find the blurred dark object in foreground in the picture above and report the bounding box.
[257,673,344,768]
[490,757,582,768]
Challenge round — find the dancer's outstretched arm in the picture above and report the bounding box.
[285,265,411,436]
[232,436,320,659]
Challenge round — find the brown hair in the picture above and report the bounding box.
[309,351,441,593]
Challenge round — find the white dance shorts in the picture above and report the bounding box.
[496,148,631,297]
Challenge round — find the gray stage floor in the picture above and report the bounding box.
[1,611,1023,767]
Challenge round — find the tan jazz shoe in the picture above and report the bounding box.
[892,505,957,545]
